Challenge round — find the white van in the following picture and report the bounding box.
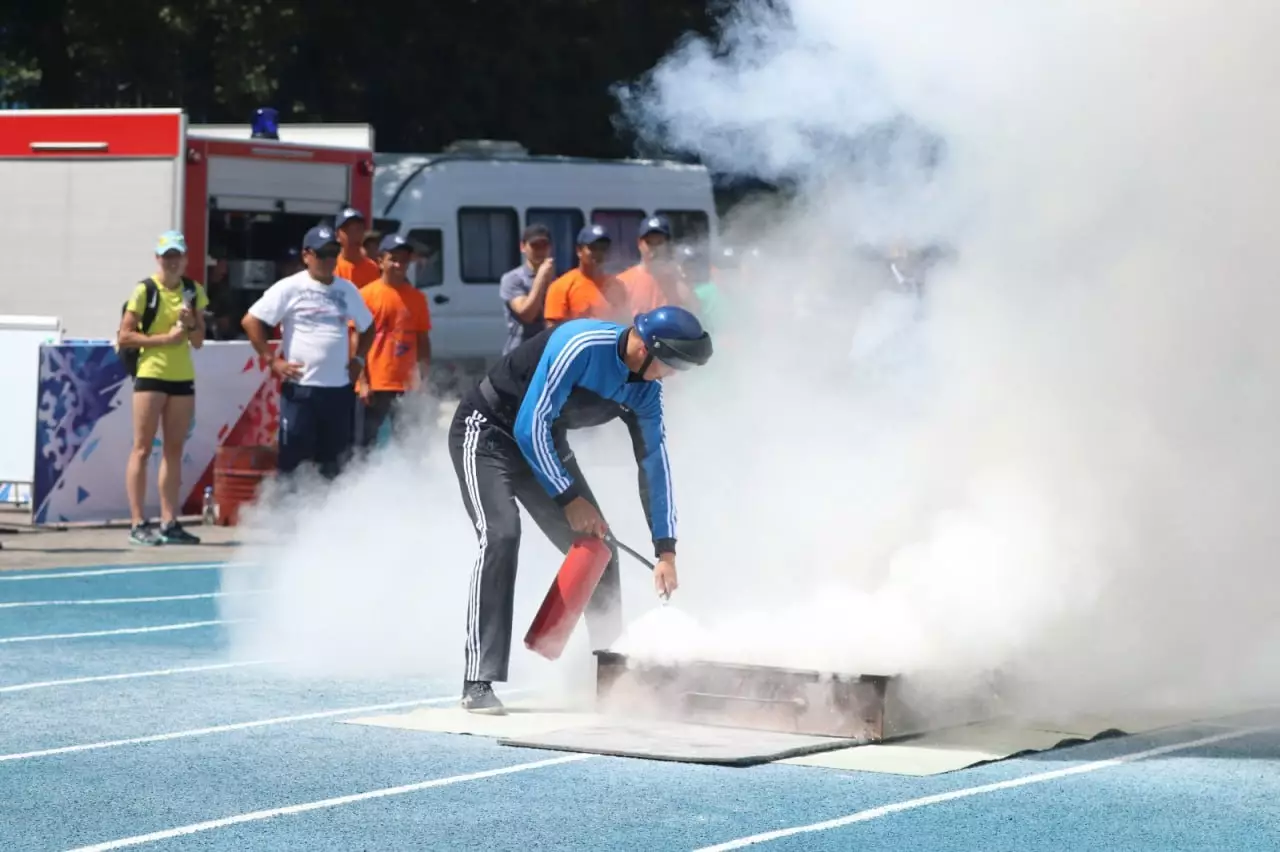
[371,141,718,381]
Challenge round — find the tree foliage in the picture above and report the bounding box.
[0,0,717,158]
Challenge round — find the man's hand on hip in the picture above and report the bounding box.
[272,357,304,380]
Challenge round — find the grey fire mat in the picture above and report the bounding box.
[499,719,858,767]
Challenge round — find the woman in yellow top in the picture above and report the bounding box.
[116,230,209,546]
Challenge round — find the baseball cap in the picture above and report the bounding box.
[577,224,612,246]
[302,225,341,253]
[522,223,552,243]
[378,233,414,254]
[335,207,365,228]
[155,230,187,256]
[677,244,705,263]
[638,216,671,239]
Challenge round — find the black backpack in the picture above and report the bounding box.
[118,276,198,377]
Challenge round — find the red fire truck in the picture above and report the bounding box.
[0,108,376,338]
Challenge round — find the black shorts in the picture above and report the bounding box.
[133,378,195,396]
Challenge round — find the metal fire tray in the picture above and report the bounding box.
[594,650,907,743]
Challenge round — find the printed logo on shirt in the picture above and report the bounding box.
[295,288,350,327]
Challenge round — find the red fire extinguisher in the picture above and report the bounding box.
[524,536,613,661]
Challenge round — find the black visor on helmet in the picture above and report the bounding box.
[649,332,713,370]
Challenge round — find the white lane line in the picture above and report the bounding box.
[64,753,593,852]
[0,620,232,644]
[0,660,274,693]
[0,591,267,608]
[0,695,464,763]
[693,724,1276,851]
[0,562,249,582]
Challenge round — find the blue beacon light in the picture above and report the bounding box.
[251,107,280,140]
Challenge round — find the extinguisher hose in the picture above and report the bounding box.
[605,534,654,570]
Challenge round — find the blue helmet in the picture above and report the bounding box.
[633,306,713,371]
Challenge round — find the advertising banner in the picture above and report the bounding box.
[33,341,281,525]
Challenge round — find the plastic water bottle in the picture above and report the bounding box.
[202,486,216,526]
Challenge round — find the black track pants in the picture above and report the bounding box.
[448,402,622,684]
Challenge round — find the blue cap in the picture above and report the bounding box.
[302,225,340,252]
[378,233,414,254]
[638,216,671,239]
[577,224,611,246]
[677,244,703,263]
[155,230,187,256]
[335,207,365,228]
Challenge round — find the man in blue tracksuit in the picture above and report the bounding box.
[448,306,713,713]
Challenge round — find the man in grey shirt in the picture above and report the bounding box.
[498,224,556,354]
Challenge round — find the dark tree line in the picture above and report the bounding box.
[0,0,720,160]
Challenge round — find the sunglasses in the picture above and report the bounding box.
[312,247,340,260]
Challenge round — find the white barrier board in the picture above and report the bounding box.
[0,316,62,484]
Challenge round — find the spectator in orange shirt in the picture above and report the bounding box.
[543,224,631,326]
[356,234,432,447]
[334,207,381,289]
[617,215,700,316]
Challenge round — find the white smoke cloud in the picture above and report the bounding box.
[611,0,1280,720]
[222,0,1280,724]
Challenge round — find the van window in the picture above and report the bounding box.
[526,208,585,273]
[406,228,444,290]
[591,209,645,273]
[458,207,519,283]
[656,210,712,246]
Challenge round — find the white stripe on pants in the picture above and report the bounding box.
[460,411,488,682]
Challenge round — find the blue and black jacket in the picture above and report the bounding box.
[473,319,676,556]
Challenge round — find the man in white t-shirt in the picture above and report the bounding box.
[242,225,376,480]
